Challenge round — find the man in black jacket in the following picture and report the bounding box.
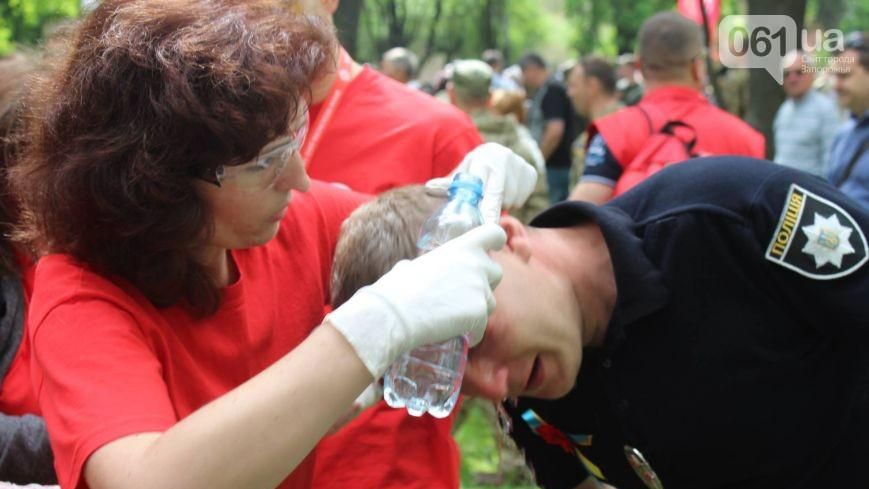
[333,157,868,489]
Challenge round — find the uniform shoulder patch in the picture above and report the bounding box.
[585,134,608,167]
[765,184,868,280]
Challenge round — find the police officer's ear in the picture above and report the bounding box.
[446,82,458,106]
[689,56,706,88]
[499,215,532,263]
[635,57,647,80]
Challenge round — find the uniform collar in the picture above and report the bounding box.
[531,201,670,347]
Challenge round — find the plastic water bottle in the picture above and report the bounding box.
[383,172,485,418]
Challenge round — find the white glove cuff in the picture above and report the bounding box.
[325,286,409,379]
[354,382,384,411]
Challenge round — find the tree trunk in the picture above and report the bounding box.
[419,0,444,68]
[746,0,807,159]
[481,0,499,52]
[333,0,364,58]
[385,0,406,50]
[501,2,511,61]
[815,0,845,29]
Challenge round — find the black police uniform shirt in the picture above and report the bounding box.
[505,157,868,489]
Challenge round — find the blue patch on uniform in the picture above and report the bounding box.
[585,134,607,167]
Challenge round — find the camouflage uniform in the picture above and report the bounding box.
[452,59,549,223]
[469,109,550,223]
[717,66,750,120]
[619,82,644,106]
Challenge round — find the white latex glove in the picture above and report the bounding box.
[326,224,506,379]
[426,142,538,224]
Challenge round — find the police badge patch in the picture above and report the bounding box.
[765,184,868,279]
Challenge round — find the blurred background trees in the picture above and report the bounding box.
[5,0,868,67]
[329,0,866,159]
[334,0,557,70]
[332,0,867,63]
[0,0,79,54]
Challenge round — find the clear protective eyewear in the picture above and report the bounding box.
[204,106,309,189]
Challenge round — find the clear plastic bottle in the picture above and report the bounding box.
[382,172,485,418]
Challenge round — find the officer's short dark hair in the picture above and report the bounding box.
[580,56,617,95]
[844,32,869,71]
[637,11,703,81]
[518,52,547,71]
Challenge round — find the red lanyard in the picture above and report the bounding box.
[301,48,355,165]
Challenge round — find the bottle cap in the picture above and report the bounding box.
[449,172,484,200]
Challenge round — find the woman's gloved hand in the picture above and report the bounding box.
[427,143,538,224]
[326,223,506,378]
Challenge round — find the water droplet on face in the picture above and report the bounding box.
[495,400,514,435]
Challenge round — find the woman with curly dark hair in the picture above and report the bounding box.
[11,1,508,488]
[0,51,56,486]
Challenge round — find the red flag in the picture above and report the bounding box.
[677,0,720,27]
[677,0,721,59]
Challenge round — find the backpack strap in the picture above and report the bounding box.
[834,138,869,188]
[634,104,661,134]
[660,120,698,155]
[635,103,699,156]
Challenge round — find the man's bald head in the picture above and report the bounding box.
[637,11,704,82]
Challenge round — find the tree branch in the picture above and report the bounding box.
[420,0,444,66]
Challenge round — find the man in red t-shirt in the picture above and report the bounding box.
[297,2,484,489]
[569,12,765,204]
[299,6,482,196]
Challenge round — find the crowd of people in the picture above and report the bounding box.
[0,2,866,489]
[383,16,869,213]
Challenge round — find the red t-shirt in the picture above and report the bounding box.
[26,182,368,489]
[304,66,483,194]
[305,67,482,489]
[0,256,38,416]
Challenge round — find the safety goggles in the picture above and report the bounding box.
[200,106,309,189]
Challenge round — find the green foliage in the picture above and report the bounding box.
[348,0,856,71]
[565,0,673,56]
[0,0,80,56]
[454,400,539,489]
[503,0,554,60]
[834,0,869,34]
[354,0,563,67]
[721,0,749,17]
[455,402,500,480]
[804,0,869,31]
